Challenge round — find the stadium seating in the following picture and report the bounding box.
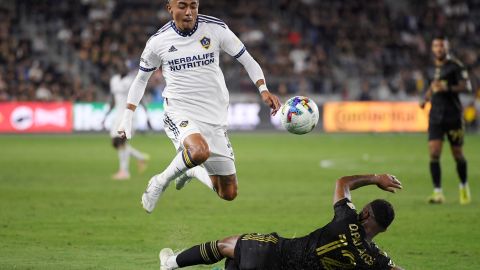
[1,0,479,101]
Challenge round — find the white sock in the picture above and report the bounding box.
[126,144,145,160]
[166,255,178,268]
[118,148,129,173]
[460,183,468,188]
[160,149,197,185]
[186,166,214,190]
[434,188,443,193]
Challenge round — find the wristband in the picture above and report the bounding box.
[258,84,268,93]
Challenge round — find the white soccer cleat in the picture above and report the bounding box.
[175,174,192,190]
[159,248,176,270]
[142,174,168,213]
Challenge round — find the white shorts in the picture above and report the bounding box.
[163,111,236,176]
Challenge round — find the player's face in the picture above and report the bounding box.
[167,0,199,31]
[360,205,386,233]
[432,39,448,61]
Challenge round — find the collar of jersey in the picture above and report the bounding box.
[170,19,199,37]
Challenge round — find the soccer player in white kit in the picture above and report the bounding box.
[109,59,149,180]
[118,0,281,213]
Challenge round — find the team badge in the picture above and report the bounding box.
[200,36,211,49]
[179,121,189,127]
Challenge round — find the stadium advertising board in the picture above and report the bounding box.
[323,101,429,132]
[0,102,73,133]
[73,102,263,132]
[74,102,156,132]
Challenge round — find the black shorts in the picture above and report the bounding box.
[225,233,282,270]
[428,120,464,146]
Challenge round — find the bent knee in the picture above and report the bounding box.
[219,190,237,201]
[218,186,237,201]
[188,144,210,164]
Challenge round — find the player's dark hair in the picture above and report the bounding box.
[432,34,448,42]
[166,0,199,4]
[370,199,395,229]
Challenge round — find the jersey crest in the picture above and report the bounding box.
[200,36,211,49]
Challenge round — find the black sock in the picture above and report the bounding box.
[456,159,467,185]
[430,161,441,188]
[176,240,224,267]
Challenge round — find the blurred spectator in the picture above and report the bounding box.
[1,0,479,103]
[35,83,52,101]
[358,81,373,101]
[464,101,477,131]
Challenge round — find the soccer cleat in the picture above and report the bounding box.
[137,153,150,174]
[175,173,192,190]
[459,184,471,205]
[142,174,168,213]
[112,170,130,180]
[159,248,176,270]
[427,191,445,204]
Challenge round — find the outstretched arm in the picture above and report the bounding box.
[117,69,153,139]
[118,44,160,139]
[333,174,403,205]
[237,52,281,115]
[219,25,281,115]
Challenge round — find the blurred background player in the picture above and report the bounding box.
[108,57,149,180]
[117,0,281,212]
[420,36,473,204]
[159,174,404,270]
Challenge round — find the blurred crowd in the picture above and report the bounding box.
[0,2,97,102]
[0,0,479,106]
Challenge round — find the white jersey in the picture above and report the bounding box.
[110,72,135,137]
[111,73,136,109]
[139,15,246,126]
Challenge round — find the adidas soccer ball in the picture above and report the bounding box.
[280,96,319,135]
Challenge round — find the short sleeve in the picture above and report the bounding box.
[220,26,247,59]
[333,198,358,221]
[139,46,161,72]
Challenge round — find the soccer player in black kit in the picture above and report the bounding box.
[420,36,473,205]
[159,174,404,270]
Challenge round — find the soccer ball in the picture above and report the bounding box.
[280,96,319,135]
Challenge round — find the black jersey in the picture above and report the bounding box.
[278,199,395,270]
[425,58,470,124]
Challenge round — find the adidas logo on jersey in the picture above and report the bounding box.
[168,45,178,52]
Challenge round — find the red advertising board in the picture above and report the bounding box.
[0,102,73,133]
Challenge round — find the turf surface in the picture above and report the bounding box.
[0,133,479,269]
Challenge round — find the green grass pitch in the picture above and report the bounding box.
[0,133,479,269]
